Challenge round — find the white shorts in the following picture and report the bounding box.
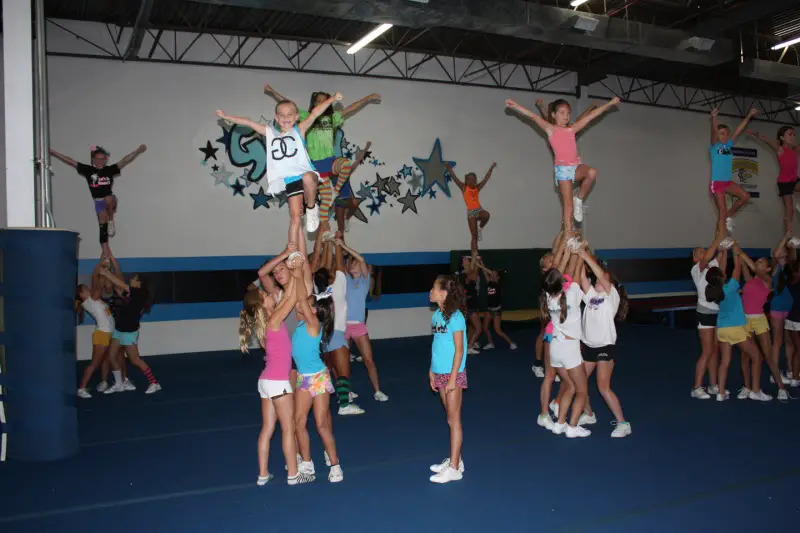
[257,379,292,399]
[549,338,583,370]
[785,320,800,332]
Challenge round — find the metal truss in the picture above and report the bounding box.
[45,18,799,124]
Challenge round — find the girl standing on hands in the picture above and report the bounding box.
[428,275,467,484]
[505,97,620,232]
[444,161,496,258]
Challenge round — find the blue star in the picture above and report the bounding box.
[357,182,374,201]
[370,158,380,167]
[231,179,245,196]
[249,187,270,209]
[376,193,387,205]
[400,164,413,178]
[412,138,455,197]
[428,189,437,199]
[368,201,381,215]
[343,149,354,159]
[216,127,232,148]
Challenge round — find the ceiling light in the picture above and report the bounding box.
[772,35,800,50]
[795,105,800,111]
[680,36,715,51]
[570,0,589,6]
[347,23,393,54]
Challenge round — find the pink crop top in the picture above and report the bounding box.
[548,127,580,166]
[261,323,292,381]
[741,277,770,315]
[778,147,799,184]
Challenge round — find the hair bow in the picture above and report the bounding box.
[315,287,333,301]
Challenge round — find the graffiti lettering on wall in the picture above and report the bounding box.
[197,119,456,220]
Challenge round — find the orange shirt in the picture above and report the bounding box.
[463,186,481,210]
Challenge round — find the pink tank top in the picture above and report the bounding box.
[261,323,292,380]
[778,147,799,183]
[741,277,770,315]
[548,127,580,166]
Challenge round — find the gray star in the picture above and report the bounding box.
[373,173,391,195]
[385,176,401,196]
[351,196,368,224]
[210,164,233,187]
[412,139,455,197]
[397,189,420,215]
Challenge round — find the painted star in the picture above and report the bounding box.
[276,192,289,208]
[199,140,218,161]
[343,149,354,159]
[351,196,368,224]
[249,187,270,209]
[367,201,381,216]
[373,173,391,195]
[231,179,245,196]
[409,171,424,192]
[211,164,233,187]
[376,193,387,205]
[212,164,220,172]
[428,188,437,199]
[216,127,232,148]
[398,189,421,214]
[412,138,455,197]
[385,176,401,196]
[357,182,374,201]
[400,164,413,178]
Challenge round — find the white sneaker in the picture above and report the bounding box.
[725,217,734,232]
[578,413,597,425]
[338,403,365,415]
[510,343,518,350]
[611,421,632,438]
[123,378,136,391]
[549,400,559,418]
[467,347,480,355]
[287,472,314,485]
[791,379,800,388]
[256,473,273,486]
[771,373,791,385]
[103,382,124,395]
[749,390,773,402]
[348,391,359,401]
[691,387,711,399]
[717,391,730,401]
[737,387,751,400]
[565,425,591,438]
[344,218,350,233]
[145,383,162,395]
[328,464,344,483]
[374,391,389,401]
[551,422,567,435]
[718,237,734,250]
[324,451,331,467]
[299,460,315,475]
[77,388,92,399]
[532,365,545,378]
[477,225,482,242]
[537,413,554,430]
[707,385,720,395]
[108,220,116,237]
[96,381,109,392]
[305,204,320,232]
[482,343,495,351]
[777,389,790,402]
[573,196,584,223]
[430,457,465,474]
[286,453,304,471]
[430,466,463,483]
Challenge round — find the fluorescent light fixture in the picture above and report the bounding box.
[772,35,800,50]
[347,23,393,54]
[572,16,598,33]
[680,36,715,51]
[570,0,589,6]
[796,105,800,111]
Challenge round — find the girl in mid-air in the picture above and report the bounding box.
[708,107,757,233]
[747,127,799,233]
[50,144,147,251]
[216,92,343,244]
[444,161,496,258]
[505,96,620,232]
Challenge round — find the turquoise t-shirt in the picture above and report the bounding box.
[771,265,793,312]
[710,140,734,182]
[717,279,746,328]
[291,321,325,374]
[430,309,467,374]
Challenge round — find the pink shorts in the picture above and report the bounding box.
[770,311,789,321]
[433,371,468,391]
[710,181,731,195]
[345,322,368,341]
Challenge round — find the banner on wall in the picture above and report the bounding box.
[731,147,759,203]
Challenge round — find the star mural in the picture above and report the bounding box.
[351,196,368,223]
[412,138,455,197]
[397,189,420,214]
[249,187,270,209]
[357,182,374,201]
[199,140,218,161]
[231,179,245,196]
[211,165,233,187]
[367,201,381,216]
[373,174,391,195]
[400,164,413,178]
[408,171,424,193]
[385,176,401,196]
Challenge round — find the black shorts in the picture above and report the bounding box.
[582,344,616,363]
[487,305,502,316]
[697,311,718,328]
[778,180,798,197]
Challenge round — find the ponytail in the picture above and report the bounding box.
[435,275,465,322]
[239,289,266,353]
[613,280,629,321]
[704,267,726,304]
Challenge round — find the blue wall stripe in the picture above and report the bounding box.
[623,280,696,296]
[80,292,432,325]
[596,247,772,260]
[77,251,451,274]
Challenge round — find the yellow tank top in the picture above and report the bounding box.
[463,186,480,210]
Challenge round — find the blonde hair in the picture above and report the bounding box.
[239,289,268,353]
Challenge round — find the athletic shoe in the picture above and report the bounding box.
[305,205,320,232]
[537,413,554,431]
[345,218,350,232]
[551,422,567,435]
[477,226,482,241]
[96,381,109,393]
[611,421,632,438]
[299,460,315,475]
[549,400,559,418]
[737,387,751,400]
[716,391,730,401]
[482,343,495,351]
[430,457,465,474]
[338,403,365,415]
[725,217,735,232]
[324,451,331,467]
[430,466,462,483]
[718,237,734,250]
[467,347,480,355]
[749,390,773,402]
[770,373,791,385]
[573,196,584,223]
[510,343,518,350]
[328,465,344,483]
[777,389,790,402]
[791,379,800,388]
[103,382,124,395]
[108,220,116,238]
[532,365,545,378]
[565,425,591,438]
[707,385,720,395]
[285,453,304,471]
[578,413,597,425]
[691,387,711,399]
[77,388,92,399]
[145,383,162,395]
[348,391,359,401]
[374,391,389,401]
[122,378,136,391]
[256,474,273,486]
[287,472,314,485]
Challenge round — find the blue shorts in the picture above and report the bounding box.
[313,157,335,177]
[324,330,347,352]
[112,330,139,346]
[337,178,353,200]
[554,165,577,184]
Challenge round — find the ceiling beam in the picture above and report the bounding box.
[122,0,154,60]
